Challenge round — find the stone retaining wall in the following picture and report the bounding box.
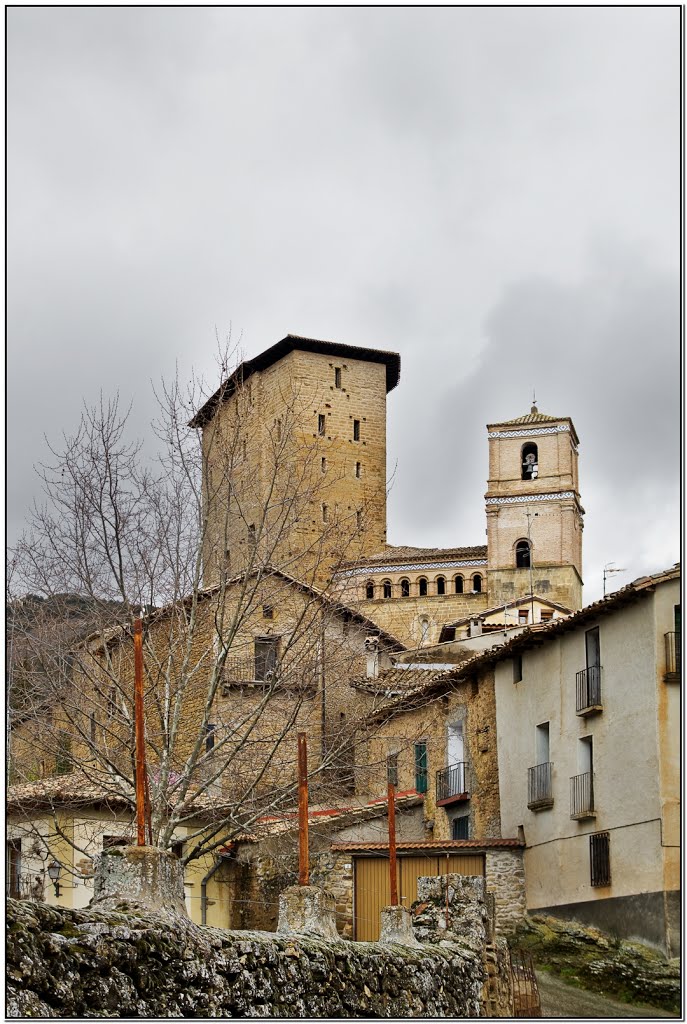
[7,898,487,1018]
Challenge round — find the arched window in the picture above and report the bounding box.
[400,578,410,598]
[418,577,428,597]
[522,442,538,480]
[472,574,482,593]
[454,575,464,594]
[382,579,392,599]
[515,539,531,568]
[365,581,375,600]
[436,576,446,596]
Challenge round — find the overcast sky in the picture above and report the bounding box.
[8,8,679,603]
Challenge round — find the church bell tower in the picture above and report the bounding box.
[485,405,584,611]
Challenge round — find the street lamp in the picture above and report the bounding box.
[47,861,62,897]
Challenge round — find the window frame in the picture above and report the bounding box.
[590,831,611,886]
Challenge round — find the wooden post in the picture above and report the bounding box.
[133,618,147,847]
[388,780,398,906]
[297,732,309,885]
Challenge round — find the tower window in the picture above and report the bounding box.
[205,723,216,752]
[318,414,326,436]
[516,540,531,568]
[400,578,410,598]
[356,509,362,529]
[522,443,538,480]
[365,581,375,600]
[322,503,329,522]
[353,420,360,441]
[321,457,327,473]
[382,579,392,599]
[472,574,482,593]
[334,367,342,389]
[436,576,446,596]
[454,576,464,594]
[355,461,361,478]
[418,577,428,597]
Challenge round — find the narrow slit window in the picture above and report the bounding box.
[322,503,329,522]
[318,414,326,436]
[205,723,216,752]
[321,457,327,473]
[355,461,361,478]
[334,367,342,389]
[436,576,446,596]
[353,419,360,441]
[356,509,362,529]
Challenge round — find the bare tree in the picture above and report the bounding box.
[8,341,401,872]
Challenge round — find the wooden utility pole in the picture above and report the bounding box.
[297,732,309,885]
[387,780,398,906]
[133,618,148,846]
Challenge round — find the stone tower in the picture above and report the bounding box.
[485,406,583,612]
[190,334,400,587]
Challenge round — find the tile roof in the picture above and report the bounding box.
[237,792,424,841]
[7,773,135,813]
[443,596,572,629]
[331,838,523,852]
[491,409,563,426]
[83,565,407,654]
[340,544,487,568]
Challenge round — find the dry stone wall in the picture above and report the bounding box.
[7,897,488,1019]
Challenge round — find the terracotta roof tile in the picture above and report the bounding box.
[331,838,523,851]
[340,545,487,569]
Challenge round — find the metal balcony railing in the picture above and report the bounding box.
[665,632,681,679]
[570,771,595,819]
[222,657,317,693]
[576,665,602,714]
[436,761,469,803]
[527,762,553,810]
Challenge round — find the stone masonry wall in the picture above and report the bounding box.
[486,848,526,936]
[7,898,487,1019]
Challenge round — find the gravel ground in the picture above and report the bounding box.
[536,970,681,1019]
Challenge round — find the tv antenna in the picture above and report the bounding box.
[603,562,626,597]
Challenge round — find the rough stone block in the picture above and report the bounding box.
[277,884,341,941]
[379,905,422,947]
[91,845,187,917]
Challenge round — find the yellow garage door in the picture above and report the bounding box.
[354,852,485,941]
